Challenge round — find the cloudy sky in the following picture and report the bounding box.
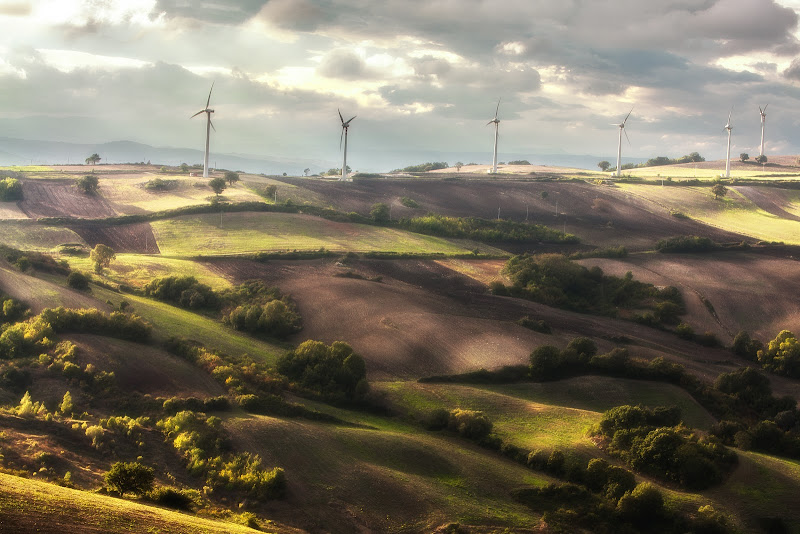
[2,0,800,169]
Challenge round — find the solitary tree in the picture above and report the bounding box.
[76,175,99,195]
[755,155,768,164]
[711,183,728,200]
[370,202,390,223]
[598,160,611,172]
[90,244,116,274]
[303,168,310,176]
[209,177,227,196]
[85,153,101,165]
[540,191,549,200]
[740,153,749,162]
[454,162,463,172]
[224,171,239,185]
[105,461,154,496]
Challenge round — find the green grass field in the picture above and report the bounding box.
[0,472,277,533]
[151,212,475,256]
[624,166,800,180]
[67,253,232,290]
[618,183,800,244]
[88,284,286,363]
[0,221,84,251]
[377,381,600,451]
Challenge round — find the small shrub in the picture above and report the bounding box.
[399,196,419,208]
[448,409,492,440]
[147,486,196,510]
[516,316,551,334]
[67,272,90,290]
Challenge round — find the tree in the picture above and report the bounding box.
[455,162,463,171]
[105,461,154,496]
[67,271,90,290]
[209,177,227,196]
[85,153,101,165]
[303,168,310,176]
[540,191,549,200]
[598,160,611,172]
[688,152,705,162]
[740,153,749,162]
[756,154,768,164]
[90,244,116,274]
[59,391,74,415]
[224,171,239,185]
[76,175,99,195]
[711,183,728,200]
[370,202,390,223]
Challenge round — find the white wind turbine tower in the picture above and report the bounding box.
[191,82,215,178]
[759,104,768,158]
[612,108,633,177]
[487,99,501,173]
[724,108,733,178]
[338,109,356,181]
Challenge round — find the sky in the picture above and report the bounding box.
[2,0,800,170]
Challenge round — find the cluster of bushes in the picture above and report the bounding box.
[398,215,578,243]
[753,330,800,378]
[393,162,448,173]
[424,408,493,441]
[1,245,69,275]
[516,316,551,334]
[0,295,27,323]
[496,253,684,319]
[399,196,419,208]
[157,410,286,499]
[220,281,301,339]
[655,235,717,253]
[162,395,231,414]
[39,307,151,342]
[276,340,368,402]
[143,178,178,191]
[0,178,23,201]
[594,405,737,489]
[143,276,218,310]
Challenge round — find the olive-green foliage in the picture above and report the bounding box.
[395,161,448,172]
[276,340,368,401]
[143,178,178,191]
[39,307,151,342]
[0,296,26,323]
[595,405,736,489]
[655,235,716,253]
[370,202,390,223]
[447,409,492,440]
[516,316,551,333]
[224,171,240,185]
[758,330,800,378]
[105,461,154,496]
[76,175,99,195]
[221,281,301,339]
[399,215,578,243]
[732,330,763,361]
[144,275,219,310]
[157,410,285,499]
[0,178,23,201]
[616,482,664,525]
[208,177,227,195]
[146,486,197,511]
[90,244,115,274]
[502,253,683,316]
[67,271,90,290]
[399,196,419,208]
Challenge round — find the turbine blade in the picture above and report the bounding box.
[494,98,501,119]
[764,103,768,113]
[622,106,633,125]
[190,110,205,119]
[210,119,216,133]
[206,81,215,109]
[339,128,344,150]
[347,115,356,124]
[338,109,344,124]
[624,128,631,146]
[759,106,763,115]
[727,108,733,125]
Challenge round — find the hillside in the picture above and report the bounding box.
[1,164,800,532]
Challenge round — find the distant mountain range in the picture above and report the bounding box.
[0,137,646,174]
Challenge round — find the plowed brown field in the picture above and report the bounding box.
[20,179,118,219]
[70,223,160,254]
[274,178,747,251]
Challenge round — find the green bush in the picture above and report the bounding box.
[147,486,196,511]
[399,196,419,208]
[76,175,99,195]
[516,316,551,333]
[448,409,493,440]
[276,340,368,401]
[656,235,716,253]
[0,178,23,201]
[616,483,663,525]
[143,178,178,191]
[399,215,577,244]
[105,461,155,496]
[144,276,218,310]
[67,271,90,290]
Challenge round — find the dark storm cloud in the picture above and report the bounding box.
[317,48,367,79]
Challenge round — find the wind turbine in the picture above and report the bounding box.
[759,104,768,158]
[338,109,356,181]
[723,108,733,178]
[487,99,501,173]
[191,82,215,178]
[612,108,633,177]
